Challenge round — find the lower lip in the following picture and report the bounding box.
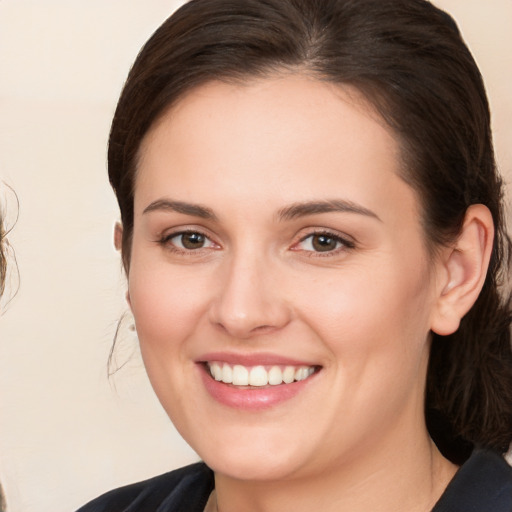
[198,364,318,411]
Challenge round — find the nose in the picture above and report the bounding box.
[208,253,292,339]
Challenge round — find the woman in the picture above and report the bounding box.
[78,0,512,510]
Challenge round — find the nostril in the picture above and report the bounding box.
[211,317,287,340]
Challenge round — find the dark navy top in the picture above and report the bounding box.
[76,449,512,512]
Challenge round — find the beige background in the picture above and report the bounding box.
[0,1,510,511]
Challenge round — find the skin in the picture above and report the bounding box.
[123,75,492,512]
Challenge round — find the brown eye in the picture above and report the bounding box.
[295,232,353,254]
[166,231,216,251]
[311,234,339,252]
[181,232,206,249]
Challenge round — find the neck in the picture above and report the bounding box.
[212,427,457,512]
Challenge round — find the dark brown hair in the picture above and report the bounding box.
[108,0,512,463]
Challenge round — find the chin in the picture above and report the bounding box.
[204,452,304,482]
[190,429,316,482]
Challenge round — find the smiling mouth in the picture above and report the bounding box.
[206,362,319,387]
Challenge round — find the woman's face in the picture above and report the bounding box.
[128,76,443,482]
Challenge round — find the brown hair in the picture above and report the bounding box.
[108,0,512,462]
[0,185,18,310]
[0,215,6,299]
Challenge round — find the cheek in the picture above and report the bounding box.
[128,263,211,353]
[300,261,434,425]
[294,255,434,364]
[127,264,211,422]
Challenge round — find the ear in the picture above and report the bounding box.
[113,222,132,308]
[114,222,123,251]
[430,204,494,336]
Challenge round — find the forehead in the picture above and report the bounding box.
[135,75,419,224]
[142,75,393,156]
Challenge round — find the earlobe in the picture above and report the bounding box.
[114,222,123,251]
[430,204,494,336]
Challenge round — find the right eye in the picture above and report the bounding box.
[164,231,217,251]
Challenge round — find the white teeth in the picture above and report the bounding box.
[249,366,268,387]
[208,362,316,387]
[221,364,232,384]
[295,367,314,381]
[232,365,249,386]
[213,363,223,381]
[282,366,295,384]
[294,367,307,381]
[268,366,282,385]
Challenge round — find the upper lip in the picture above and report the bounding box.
[197,351,319,367]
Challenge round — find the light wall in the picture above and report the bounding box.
[0,2,510,511]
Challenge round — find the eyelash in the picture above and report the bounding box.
[158,229,219,255]
[292,229,356,257]
[157,228,355,257]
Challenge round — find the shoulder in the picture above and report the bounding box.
[433,449,512,512]
[75,462,214,512]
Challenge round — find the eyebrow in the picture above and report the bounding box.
[143,199,217,220]
[142,198,380,223]
[277,199,381,222]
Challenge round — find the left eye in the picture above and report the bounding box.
[296,233,347,253]
[167,231,216,250]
